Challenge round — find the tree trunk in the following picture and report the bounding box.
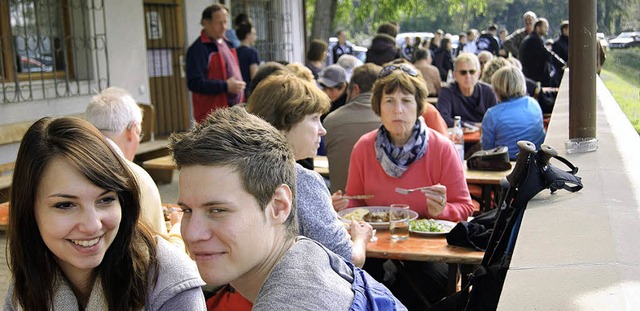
[603,0,613,35]
[311,0,337,42]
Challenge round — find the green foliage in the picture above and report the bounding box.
[601,48,640,134]
[604,48,640,85]
[311,0,639,46]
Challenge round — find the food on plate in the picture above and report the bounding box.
[341,208,390,223]
[410,219,450,233]
[342,208,370,221]
[363,211,389,223]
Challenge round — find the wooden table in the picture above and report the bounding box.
[464,161,514,212]
[313,155,329,178]
[143,154,174,170]
[144,155,331,179]
[367,230,483,264]
[0,201,8,231]
[367,230,484,309]
[463,130,480,144]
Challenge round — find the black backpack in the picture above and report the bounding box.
[430,140,583,311]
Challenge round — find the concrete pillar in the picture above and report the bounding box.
[568,0,597,138]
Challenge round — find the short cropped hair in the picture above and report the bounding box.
[377,23,398,38]
[201,4,228,21]
[523,11,537,20]
[480,57,511,84]
[371,64,427,117]
[247,74,330,132]
[560,20,569,33]
[249,62,290,94]
[286,63,315,82]
[491,66,527,100]
[348,63,382,94]
[534,18,548,30]
[413,48,429,62]
[86,87,142,134]
[170,107,298,238]
[454,52,481,72]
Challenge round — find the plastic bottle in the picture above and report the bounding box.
[452,116,464,163]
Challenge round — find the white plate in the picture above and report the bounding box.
[338,206,419,230]
[409,219,456,236]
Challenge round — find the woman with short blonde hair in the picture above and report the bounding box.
[482,66,546,159]
[491,65,527,100]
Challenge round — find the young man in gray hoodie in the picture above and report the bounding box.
[171,107,406,310]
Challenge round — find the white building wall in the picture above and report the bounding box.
[184,0,216,48]
[0,0,306,164]
[105,0,151,103]
[289,0,305,64]
[0,0,151,163]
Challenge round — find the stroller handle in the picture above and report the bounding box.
[507,141,537,185]
[537,144,558,165]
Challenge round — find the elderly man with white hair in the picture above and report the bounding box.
[436,53,498,127]
[85,87,184,249]
[503,11,537,58]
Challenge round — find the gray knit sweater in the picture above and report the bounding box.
[295,164,353,261]
[252,237,354,310]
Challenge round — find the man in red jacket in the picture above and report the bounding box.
[186,4,245,122]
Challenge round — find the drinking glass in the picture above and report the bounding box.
[389,204,410,241]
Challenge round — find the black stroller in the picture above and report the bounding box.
[430,140,583,311]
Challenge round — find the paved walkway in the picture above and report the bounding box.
[0,169,180,306]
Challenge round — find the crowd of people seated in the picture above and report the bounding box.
[5,3,579,310]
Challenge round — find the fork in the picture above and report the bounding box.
[395,187,429,194]
[396,186,441,195]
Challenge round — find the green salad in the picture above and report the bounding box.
[410,219,447,233]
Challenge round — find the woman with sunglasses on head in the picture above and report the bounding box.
[345,63,474,309]
[436,52,498,127]
[5,117,206,311]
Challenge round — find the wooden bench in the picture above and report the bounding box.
[134,139,172,183]
[0,201,8,231]
[0,174,11,203]
[133,103,172,183]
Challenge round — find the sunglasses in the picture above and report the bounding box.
[457,69,477,76]
[379,64,418,78]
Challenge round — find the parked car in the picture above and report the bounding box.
[395,32,435,48]
[597,33,609,51]
[608,32,640,49]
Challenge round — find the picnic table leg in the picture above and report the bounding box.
[481,184,492,212]
[447,264,459,311]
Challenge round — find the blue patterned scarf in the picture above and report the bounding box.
[375,117,429,178]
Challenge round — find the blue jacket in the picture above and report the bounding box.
[481,96,546,159]
[349,261,408,310]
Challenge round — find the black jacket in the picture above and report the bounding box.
[552,35,569,63]
[366,34,401,66]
